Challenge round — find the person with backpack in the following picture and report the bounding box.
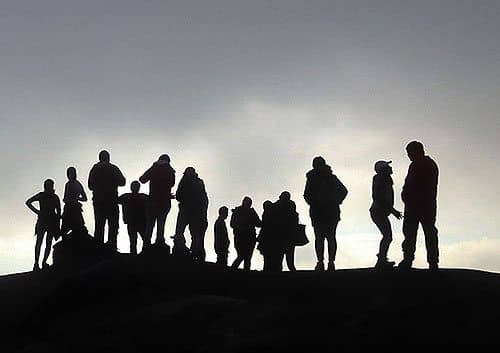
[230,196,261,270]
[304,156,348,271]
[26,179,61,271]
[370,160,402,269]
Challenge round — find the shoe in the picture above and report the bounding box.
[398,259,412,270]
[429,263,439,271]
[42,262,50,269]
[315,262,325,271]
[327,262,336,272]
[33,263,40,272]
[375,258,395,269]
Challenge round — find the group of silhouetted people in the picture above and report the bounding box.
[26,140,439,272]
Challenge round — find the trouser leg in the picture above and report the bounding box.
[108,204,119,249]
[326,222,338,263]
[285,246,296,271]
[371,211,393,260]
[421,210,439,264]
[190,218,208,261]
[402,212,419,262]
[155,209,167,245]
[144,205,157,247]
[93,203,105,244]
[313,228,325,263]
[127,224,138,255]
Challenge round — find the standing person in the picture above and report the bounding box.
[118,181,148,255]
[257,200,280,272]
[230,197,261,271]
[370,160,402,269]
[139,154,175,248]
[399,141,440,271]
[173,167,209,261]
[25,179,61,271]
[273,191,300,272]
[60,166,88,237]
[214,206,230,266]
[304,156,348,272]
[88,150,126,249]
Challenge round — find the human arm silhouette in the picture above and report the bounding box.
[25,193,41,216]
[115,166,126,187]
[335,176,348,205]
[55,195,61,219]
[87,166,96,191]
[139,166,153,184]
[78,181,88,202]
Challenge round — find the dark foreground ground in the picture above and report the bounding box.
[1,253,499,352]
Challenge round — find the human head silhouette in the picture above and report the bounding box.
[99,150,110,163]
[131,180,140,193]
[66,166,77,180]
[159,154,170,163]
[279,191,291,201]
[406,141,425,162]
[312,156,326,169]
[43,179,55,192]
[242,196,252,208]
[218,206,228,219]
[263,200,273,210]
[184,166,196,178]
[374,160,392,175]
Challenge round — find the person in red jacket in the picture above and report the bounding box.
[399,141,439,271]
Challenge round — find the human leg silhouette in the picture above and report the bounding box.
[107,204,119,249]
[93,203,106,244]
[285,246,296,272]
[127,224,138,255]
[421,210,439,269]
[42,233,53,268]
[400,211,419,269]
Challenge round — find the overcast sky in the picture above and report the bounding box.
[1,1,499,274]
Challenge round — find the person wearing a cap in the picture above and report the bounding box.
[139,154,176,248]
[399,141,439,270]
[370,160,402,269]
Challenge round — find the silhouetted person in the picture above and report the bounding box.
[370,160,402,269]
[399,141,439,271]
[26,179,61,271]
[118,181,148,255]
[274,191,300,272]
[173,167,209,261]
[214,206,230,266]
[60,166,87,237]
[257,200,279,272]
[139,154,175,248]
[88,150,126,249]
[304,156,348,271]
[230,197,261,270]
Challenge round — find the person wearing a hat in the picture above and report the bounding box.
[370,160,402,269]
